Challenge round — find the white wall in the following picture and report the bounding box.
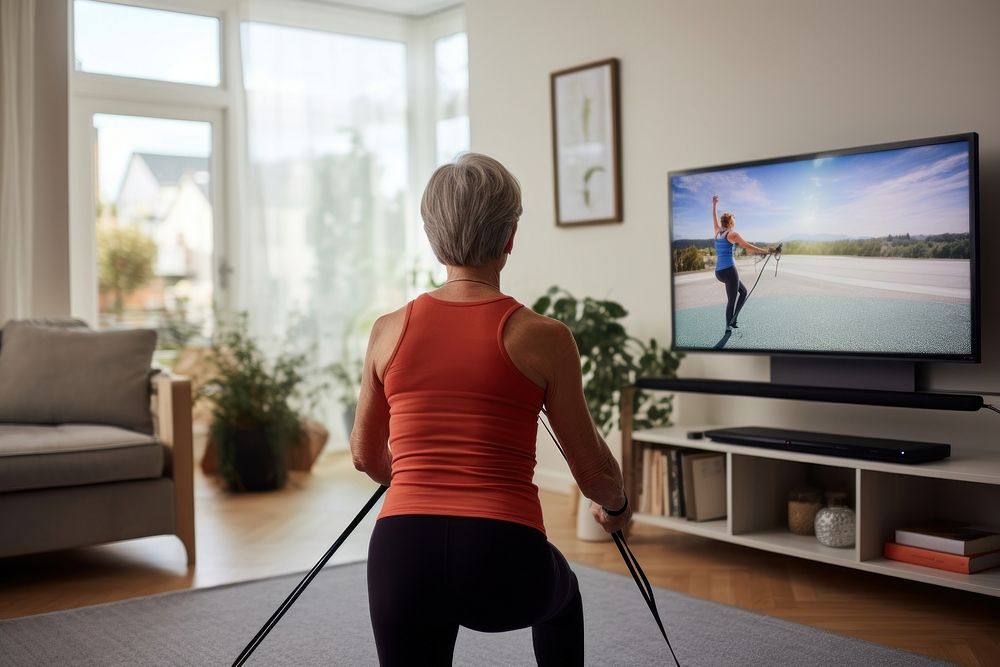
[466,0,1000,490]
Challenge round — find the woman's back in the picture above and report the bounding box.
[715,229,735,270]
[377,292,547,535]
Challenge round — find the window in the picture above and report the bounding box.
[70,1,468,443]
[434,32,469,165]
[91,114,214,345]
[240,21,410,427]
[73,0,221,86]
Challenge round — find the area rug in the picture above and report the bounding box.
[0,559,948,666]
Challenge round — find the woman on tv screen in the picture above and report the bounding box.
[712,194,771,333]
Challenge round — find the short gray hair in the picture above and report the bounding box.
[421,153,522,267]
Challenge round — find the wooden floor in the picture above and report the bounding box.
[1,449,998,665]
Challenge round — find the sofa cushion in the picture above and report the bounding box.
[0,423,164,493]
[0,321,157,434]
[0,318,89,349]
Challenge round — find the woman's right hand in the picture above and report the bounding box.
[712,194,719,206]
[589,500,633,534]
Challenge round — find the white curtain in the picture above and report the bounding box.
[0,0,35,323]
[237,18,413,446]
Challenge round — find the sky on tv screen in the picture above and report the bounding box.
[671,141,970,242]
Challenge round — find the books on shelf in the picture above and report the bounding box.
[894,521,1000,556]
[686,452,727,521]
[635,444,726,522]
[883,542,1000,575]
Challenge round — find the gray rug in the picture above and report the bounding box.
[0,559,948,666]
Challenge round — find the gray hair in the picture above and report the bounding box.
[421,153,522,267]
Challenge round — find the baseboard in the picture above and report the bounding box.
[533,467,575,494]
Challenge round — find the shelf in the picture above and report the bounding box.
[730,529,856,564]
[633,425,1000,485]
[620,398,1000,596]
[633,513,728,540]
[861,557,1000,597]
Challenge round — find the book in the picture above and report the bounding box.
[650,448,660,515]
[668,448,683,517]
[895,521,1000,556]
[883,542,1000,574]
[654,450,665,515]
[662,449,671,516]
[640,446,652,514]
[687,453,727,521]
[681,451,715,521]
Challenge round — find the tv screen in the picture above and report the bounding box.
[669,133,979,361]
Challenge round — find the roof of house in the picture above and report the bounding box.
[131,152,210,199]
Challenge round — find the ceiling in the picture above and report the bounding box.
[317,0,461,17]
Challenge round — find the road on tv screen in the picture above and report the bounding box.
[673,256,971,354]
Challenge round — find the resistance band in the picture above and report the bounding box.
[234,414,683,666]
[538,409,681,667]
[729,242,782,328]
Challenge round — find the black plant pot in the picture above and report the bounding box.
[229,425,287,492]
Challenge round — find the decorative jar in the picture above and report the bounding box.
[787,486,823,536]
[814,490,855,548]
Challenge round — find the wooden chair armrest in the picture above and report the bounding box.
[151,371,196,565]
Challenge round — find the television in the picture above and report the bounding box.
[668,133,980,362]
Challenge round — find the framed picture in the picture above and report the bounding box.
[550,58,622,226]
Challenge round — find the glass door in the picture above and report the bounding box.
[73,104,225,364]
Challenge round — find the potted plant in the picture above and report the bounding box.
[532,286,682,435]
[329,358,363,438]
[200,312,324,492]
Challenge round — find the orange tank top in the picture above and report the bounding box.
[376,292,547,536]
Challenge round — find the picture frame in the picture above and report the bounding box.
[550,57,622,226]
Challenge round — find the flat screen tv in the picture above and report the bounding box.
[668,132,980,362]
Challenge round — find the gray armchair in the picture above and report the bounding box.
[0,320,195,564]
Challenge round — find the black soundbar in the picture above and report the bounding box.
[634,378,983,412]
[703,426,951,464]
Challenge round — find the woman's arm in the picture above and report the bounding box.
[728,230,770,255]
[349,314,398,486]
[540,322,627,511]
[711,194,720,235]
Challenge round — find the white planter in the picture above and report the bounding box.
[576,490,612,542]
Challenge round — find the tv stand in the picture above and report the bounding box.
[770,356,915,392]
[620,386,1000,597]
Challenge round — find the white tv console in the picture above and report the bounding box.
[623,420,1000,597]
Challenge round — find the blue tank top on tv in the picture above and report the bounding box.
[715,230,735,271]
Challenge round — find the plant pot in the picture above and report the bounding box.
[205,418,329,475]
[223,425,287,492]
[576,490,612,542]
[287,418,329,472]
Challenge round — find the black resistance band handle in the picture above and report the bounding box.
[232,484,388,667]
[538,410,681,667]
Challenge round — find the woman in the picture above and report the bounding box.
[351,153,631,666]
[712,194,771,332]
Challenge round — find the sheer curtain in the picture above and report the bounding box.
[0,0,35,322]
[238,19,411,444]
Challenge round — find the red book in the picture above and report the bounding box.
[883,542,1000,574]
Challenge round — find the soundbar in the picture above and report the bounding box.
[634,378,984,412]
[703,426,951,464]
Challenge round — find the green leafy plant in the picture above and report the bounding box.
[329,358,363,413]
[199,312,330,491]
[532,286,683,435]
[97,224,156,315]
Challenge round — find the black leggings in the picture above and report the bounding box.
[715,266,748,326]
[367,514,583,666]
